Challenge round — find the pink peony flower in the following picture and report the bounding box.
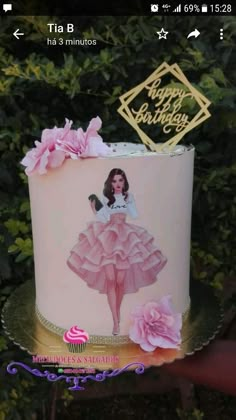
[56,116,110,158]
[21,117,110,175]
[21,119,73,175]
[129,296,182,352]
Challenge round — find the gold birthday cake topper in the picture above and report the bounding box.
[118,62,211,151]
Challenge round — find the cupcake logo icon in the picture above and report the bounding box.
[63,326,89,353]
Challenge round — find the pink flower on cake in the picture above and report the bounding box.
[21,119,73,175]
[129,296,182,352]
[21,117,110,175]
[56,116,110,158]
[80,116,110,157]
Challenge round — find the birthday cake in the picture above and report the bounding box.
[21,116,194,347]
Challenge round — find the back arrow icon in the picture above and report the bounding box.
[13,29,24,40]
[187,29,200,39]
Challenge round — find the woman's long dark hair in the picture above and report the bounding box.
[103,168,129,207]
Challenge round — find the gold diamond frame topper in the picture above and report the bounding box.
[118,62,211,151]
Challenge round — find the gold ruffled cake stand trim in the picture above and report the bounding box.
[2,280,223,370]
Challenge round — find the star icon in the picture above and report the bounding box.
[156,28,168,39]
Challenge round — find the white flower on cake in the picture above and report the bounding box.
[21,117,110,175]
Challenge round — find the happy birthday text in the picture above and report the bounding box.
[131,78,194,133]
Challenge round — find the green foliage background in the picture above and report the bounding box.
[0,15,236,419]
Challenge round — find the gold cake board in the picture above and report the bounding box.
[2,280,223,371]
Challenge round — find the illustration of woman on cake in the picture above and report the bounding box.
[67,168,167,335]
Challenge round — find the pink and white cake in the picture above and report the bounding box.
[22,117,194,348]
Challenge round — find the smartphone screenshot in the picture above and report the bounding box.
[1,1,236,418]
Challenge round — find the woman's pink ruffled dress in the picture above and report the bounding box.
[67,212,167,294]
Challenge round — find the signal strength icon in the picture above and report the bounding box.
[173,4,181,12]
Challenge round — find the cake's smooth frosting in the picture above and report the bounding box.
[30,144,194,338]
[106,142,188,157]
